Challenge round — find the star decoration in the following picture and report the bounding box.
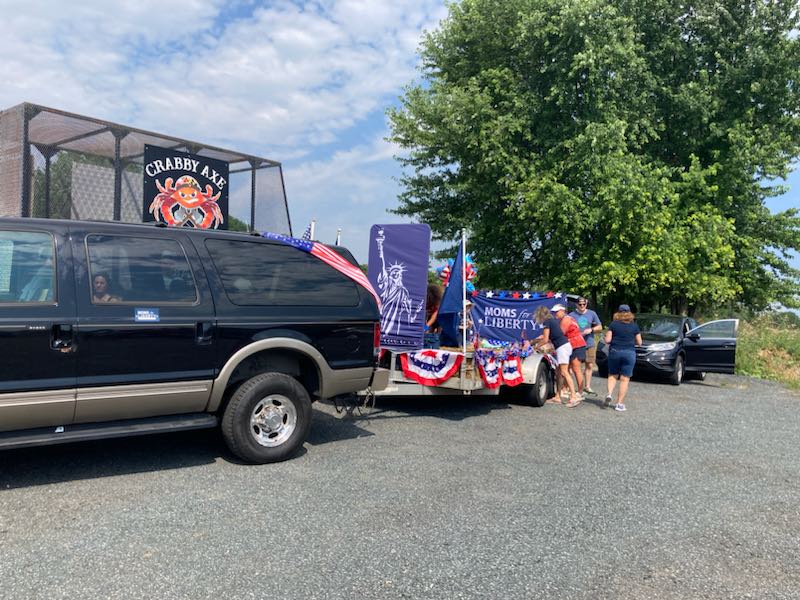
[522,292,531,299]
[512,292,520,299]
[486,291,494,298]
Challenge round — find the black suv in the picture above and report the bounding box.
[596,313,738,385]
[0,218,387,463]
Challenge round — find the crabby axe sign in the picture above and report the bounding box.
[142,145,229,229]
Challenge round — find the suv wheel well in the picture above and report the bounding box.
[220,349,321,413]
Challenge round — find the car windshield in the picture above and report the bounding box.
[636,316,682,338]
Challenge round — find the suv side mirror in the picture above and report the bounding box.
[687,333,700,342]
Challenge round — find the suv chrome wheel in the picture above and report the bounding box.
[250,394,297,447]
[222,372,312,464]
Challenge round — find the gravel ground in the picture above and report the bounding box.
[1,373,798,600]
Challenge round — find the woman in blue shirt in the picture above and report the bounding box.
[603,304,642,412]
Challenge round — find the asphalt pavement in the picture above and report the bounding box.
[1,374,798,599]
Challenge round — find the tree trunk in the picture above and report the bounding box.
[671,296,688,316]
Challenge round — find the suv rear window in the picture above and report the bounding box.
[0,230,56,304]
[205,239,360,306]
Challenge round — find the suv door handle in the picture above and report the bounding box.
[195,321,213,345]
[51,323,75,352]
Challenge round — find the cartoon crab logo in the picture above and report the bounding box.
[149,175,224,229]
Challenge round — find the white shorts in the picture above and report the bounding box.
[555,342,572,365]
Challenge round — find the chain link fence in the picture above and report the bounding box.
[0,103,291,235]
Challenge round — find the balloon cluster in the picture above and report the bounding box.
[437,254,478,292]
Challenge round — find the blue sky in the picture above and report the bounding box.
[0,0,798,271]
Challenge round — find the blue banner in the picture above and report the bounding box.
[368,224,431,350]
[438,241,464,346]
[471,294,564,343]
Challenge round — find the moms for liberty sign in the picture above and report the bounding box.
[471,294,563,343]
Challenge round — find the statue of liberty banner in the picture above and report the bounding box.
[369,225,431,349]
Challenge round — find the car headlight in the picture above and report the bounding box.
[647,342,677,352]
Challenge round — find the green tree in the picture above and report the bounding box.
[389,0,800,313]
[227,215,249,232]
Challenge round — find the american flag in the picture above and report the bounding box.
[262,232,381,308]
[300,222,313,241]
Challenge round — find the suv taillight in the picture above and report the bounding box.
[373,322,381,356]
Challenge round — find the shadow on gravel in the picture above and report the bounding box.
[350,395,511,422]
[597,372,721,387]
[0,406,373,488]
[307,406,375,446]
[0,428,224,489]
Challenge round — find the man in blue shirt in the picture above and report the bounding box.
[569,297,602,395]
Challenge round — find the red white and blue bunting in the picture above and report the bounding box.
[475,353,503,389]
[400,350,464,386]
[501,356,524,387]
[474,343,531,388]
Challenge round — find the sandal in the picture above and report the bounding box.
[566,397,583,408]
[545,397,562,405]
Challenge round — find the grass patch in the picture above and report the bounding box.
[736,316,800,390]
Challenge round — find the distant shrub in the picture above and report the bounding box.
[736,317,800,390]
[769,311,800,329]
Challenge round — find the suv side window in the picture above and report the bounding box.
[205,239,360,306]
[689,320,738,339]
[0,230,56,304]
[86,234,197,304]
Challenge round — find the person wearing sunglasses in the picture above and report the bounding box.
[569,297,602,395]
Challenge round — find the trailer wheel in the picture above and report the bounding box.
[519,362,551,407]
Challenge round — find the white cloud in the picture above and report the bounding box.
[0,0,446,151]
[0,0,448,260]
[284,131,410,262]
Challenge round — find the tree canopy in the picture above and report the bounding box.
[388,0,800,313]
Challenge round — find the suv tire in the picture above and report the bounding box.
[669,355,685,386]
[686,370,706,381]
[222,372,312,464]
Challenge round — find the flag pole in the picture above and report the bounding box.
[461,228,467,355]
[310,219,316,240]
[335,228,341,245]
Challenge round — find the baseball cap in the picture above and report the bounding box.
[551,304,566,312]
[617,304,631,312]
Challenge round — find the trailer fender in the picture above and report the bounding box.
[521,352,553,384]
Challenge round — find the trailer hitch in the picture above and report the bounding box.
[331,389,375,417]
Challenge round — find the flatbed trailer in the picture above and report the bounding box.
[370,348,556,404]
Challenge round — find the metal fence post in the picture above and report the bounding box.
[278,166,292,236]
[20,104,41,217]
[249,160,259,232]
[34,145,57,218]
[111,128,128,221]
